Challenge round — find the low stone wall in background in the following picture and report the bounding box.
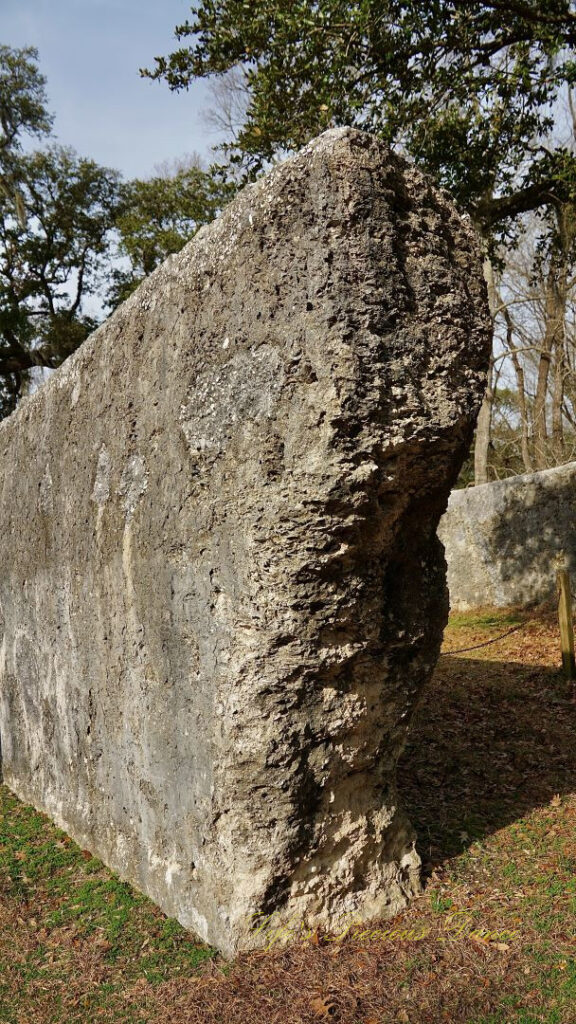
[438,462,576,610]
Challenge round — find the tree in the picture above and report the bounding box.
[201,66,251,143]
[145,1,576,481]
[109,155,233,307]
[487,205,576,476]
[144,2,576,217]
[0,44,52,223]
[530,202,576,468]
[0,47,121,417]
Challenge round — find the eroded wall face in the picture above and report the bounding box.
[0,128,490,955]
[439,462,576,610]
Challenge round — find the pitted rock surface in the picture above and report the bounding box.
[0,128,490,955]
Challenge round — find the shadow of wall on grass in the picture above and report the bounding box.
[397,652,576,872]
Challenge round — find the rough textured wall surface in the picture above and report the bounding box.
[0,128,490,956]
[439,462,576,610]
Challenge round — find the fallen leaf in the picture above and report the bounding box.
[131,977,150,991]
[551,794,562,807]
[310,993,337,1017]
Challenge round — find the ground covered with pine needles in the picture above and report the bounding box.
[1,607,576,1023]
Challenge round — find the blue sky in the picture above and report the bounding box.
[1,0,222,178]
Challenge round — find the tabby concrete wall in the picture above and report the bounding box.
[438,462,576,610]
[0,128,490,956]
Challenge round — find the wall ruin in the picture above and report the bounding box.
[0,128,490,955]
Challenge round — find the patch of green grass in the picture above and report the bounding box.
[470,1013,562,1024]
[429,892,453,913]
[43,868,214,976]
[448,609,524,630]
[0,782,216,1017]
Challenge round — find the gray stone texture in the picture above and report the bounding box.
[0,128,490,955]
[439,462,576,610]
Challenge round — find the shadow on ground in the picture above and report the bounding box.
[397,650,576,874]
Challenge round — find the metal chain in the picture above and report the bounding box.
[440,622,525,657]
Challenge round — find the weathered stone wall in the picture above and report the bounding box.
[0,128,490,956]
[439,462,576,610]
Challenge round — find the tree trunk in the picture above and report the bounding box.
[502,306,534,473]
[534,203,575,470]
[552,337,566,463]
[474,256,497,485]
[474,370,494,485]
[533,263,558,469]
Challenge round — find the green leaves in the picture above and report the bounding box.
[110,160,233,307]
[143,1,576,232]
[0,47,122,417]
[0,44,52,152]
[0,47,235,417]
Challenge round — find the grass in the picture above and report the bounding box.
[447,608,526,631]
[0,789,215,1022]
[1,605,575,1022]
